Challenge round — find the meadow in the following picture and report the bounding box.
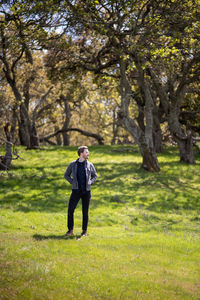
[0,145,200,300]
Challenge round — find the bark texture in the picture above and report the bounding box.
[119,60,160,172]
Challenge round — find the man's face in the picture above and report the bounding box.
[81,149,89,160]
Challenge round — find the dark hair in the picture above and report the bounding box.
[78,146,88,156]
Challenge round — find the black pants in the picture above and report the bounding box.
[68,190,91,231]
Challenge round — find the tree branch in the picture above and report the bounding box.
[11,48,25,73]
[32,87,53,122]
[40,128,104,145]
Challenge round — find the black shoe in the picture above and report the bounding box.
[81,230,87,236]
[65,230,74,236]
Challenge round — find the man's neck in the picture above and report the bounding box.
[78,157,85,162]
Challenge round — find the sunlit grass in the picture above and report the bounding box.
[0,145,200,299]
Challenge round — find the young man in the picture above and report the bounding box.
[64,146,97,236]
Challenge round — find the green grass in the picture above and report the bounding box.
[0,145,200,299]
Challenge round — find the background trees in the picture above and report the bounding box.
[0,6,55,149]
[40,0,200,169]
[0,0,199,171]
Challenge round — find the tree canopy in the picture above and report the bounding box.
[0,0,199,171]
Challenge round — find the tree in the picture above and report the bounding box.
[4,0,199,165]
[0,3,55,149]
[146,0,200,163]
[0,107,17,170]
[38,84,106,146]
[38,0,164,171]
[56,0,199,166]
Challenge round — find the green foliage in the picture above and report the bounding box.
[1,0,200,157]
[0,145,200,299]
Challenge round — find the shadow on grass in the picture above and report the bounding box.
[1,151,200,213]
[1,161,140,213]
[33,233,82,241]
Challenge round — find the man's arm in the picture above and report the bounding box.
[90,163,97,185]
[64,162,73,184]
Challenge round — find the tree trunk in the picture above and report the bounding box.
[119,60,160,172]
[30,122,40,149]
[18,124,27,146]
[153,123,163,153]
[62,132,70,146]
[136,64,160,171]
[0,130,13,170]
[149,67,195,163]
[61,95,72,146]
[3,70,32,148]
[30,86,53,149]
[176,134,195,164]
[152,102,163,153]
[139,135,160,172]
[168,108,195,164]
[111,109,119,145]
[55,126,62,145]
[0,140,12,171]
[18,110,40,149]
[3,141,12,170]
[18,104,31,148]
[119,112,160,171]
[0,110,17,170]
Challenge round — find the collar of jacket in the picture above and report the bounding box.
[75,158,87,166]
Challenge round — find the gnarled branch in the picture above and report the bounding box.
[40,128,104,145]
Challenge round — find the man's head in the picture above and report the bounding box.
[78,146,89,160]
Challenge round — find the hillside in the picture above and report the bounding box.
[0,145,200,299]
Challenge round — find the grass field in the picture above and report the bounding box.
[0,145,200,299]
